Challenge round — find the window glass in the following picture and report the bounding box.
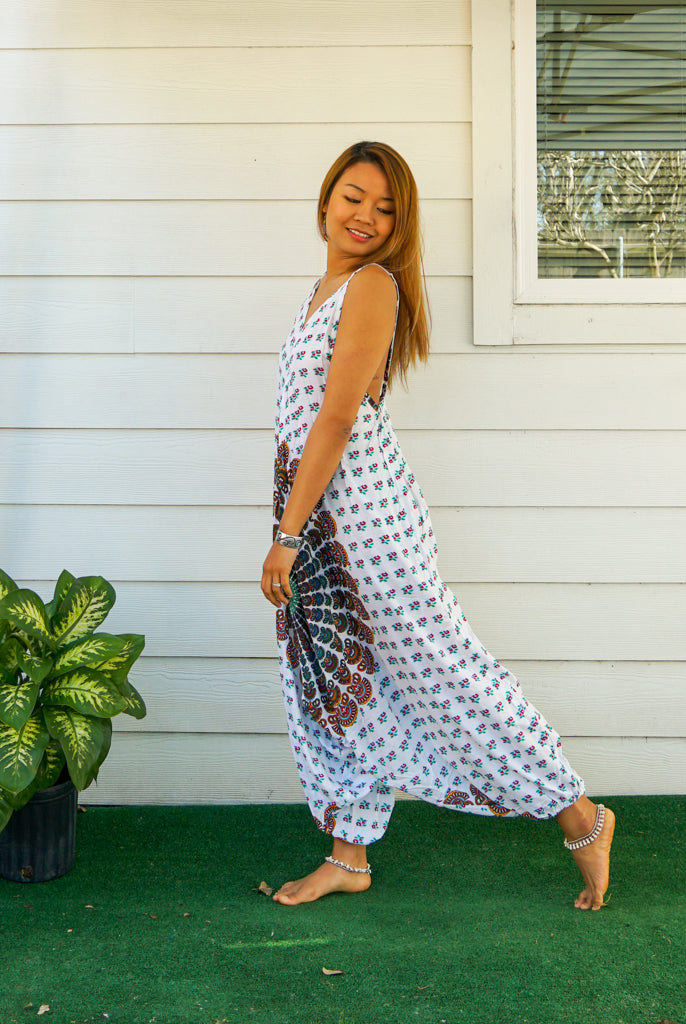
[537,1,686,278]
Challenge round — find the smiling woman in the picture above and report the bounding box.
[314,141,430,387]
[322,164,396,250]
[260,140,615,911]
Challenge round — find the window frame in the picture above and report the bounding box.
[471,0,686,346]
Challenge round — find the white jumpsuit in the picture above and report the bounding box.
[273,266,584,845]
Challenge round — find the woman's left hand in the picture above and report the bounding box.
[261,541,299,607]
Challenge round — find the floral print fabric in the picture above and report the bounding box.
[274,265,584,845]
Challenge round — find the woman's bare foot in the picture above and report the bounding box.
[558,798,615,911]
[272,860,371,905]
[273,838,371,906]
[571,806,615,910]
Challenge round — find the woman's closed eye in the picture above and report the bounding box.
[345,196,394,216]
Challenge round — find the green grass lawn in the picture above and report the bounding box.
[1,797,684,1024]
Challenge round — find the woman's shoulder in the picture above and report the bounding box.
[345,263,398,309]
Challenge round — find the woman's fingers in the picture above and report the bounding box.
[261,572,288,606]
[261,573,277,606]
[261,541,298,605]
[271,578,290,605]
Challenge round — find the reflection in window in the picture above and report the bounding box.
[537,2,686,278]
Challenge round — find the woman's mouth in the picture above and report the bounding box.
[347,228,373,242]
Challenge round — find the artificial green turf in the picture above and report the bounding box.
[1,797,684,1024]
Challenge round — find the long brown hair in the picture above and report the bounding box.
[317,141,430,388]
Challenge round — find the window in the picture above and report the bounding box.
[537,1,686,280]
[471,0,686,344]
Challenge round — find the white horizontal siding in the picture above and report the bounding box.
[515,303,686,346]
[0,47,469,124]
[1,0,471,47]
[3,506,686,584]
[0,277,471,354]
[0,200,468,276]
[2,353,685,429]
[6,276,685,356]
[80,734,686,805]
[116,657,686,738]
[0,123,471,200]
[2,430,685,506]
[17,580,686,661]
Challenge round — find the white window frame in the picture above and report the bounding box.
[472,0,686,345]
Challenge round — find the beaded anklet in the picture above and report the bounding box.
[563,804,606,851]
[325,855,372,875]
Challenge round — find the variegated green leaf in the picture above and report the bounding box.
[0,661,16,687]
[42,668,127,719]
[35,739,67,790]
[0,675,39,730]
[0,568,18,602]
[53,634,126,676]
[115,677,147,720]
[4,778,39,810]
[0,711,50,793]
[0,637,22,674]
[46,569,76,619]
[51,577,116,646]
[4,740,67,812]
[92,633,145,675]
[43,706,108,791]
[0,788,13,832]
[0,589,53,646]
[5,740,68,813]
[16,650,53,685]
[90,720,112,786]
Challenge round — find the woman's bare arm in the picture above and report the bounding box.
[261,266,396,606]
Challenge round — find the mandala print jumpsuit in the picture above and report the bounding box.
[273,265,584,846]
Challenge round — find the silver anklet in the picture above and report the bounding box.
[563,804,606,851]
[325,855,372,875]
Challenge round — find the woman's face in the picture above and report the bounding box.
[323,161,396,260]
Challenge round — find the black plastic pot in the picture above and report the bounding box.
[0,780,77,882]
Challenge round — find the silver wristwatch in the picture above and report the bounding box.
[276,529,303,550]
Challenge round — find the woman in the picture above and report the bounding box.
[261,141,614,909]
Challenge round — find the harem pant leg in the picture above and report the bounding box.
[329,783,395,846]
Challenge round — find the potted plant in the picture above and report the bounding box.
[0,568,146,881]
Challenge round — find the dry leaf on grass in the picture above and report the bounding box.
[37,1007,50,1016]
[321,967,344,976]
[256,881,275,897]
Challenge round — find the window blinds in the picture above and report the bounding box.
[536,1,686,278]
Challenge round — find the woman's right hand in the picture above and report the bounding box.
[261,541,298,607]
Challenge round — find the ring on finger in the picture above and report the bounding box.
[271,581,283,589]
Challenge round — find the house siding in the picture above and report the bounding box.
[1,0,683,804]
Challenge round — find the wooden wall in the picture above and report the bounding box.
[1,0,683,804]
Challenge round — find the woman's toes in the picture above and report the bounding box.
[272,881,295,901]
[575,889,593,910]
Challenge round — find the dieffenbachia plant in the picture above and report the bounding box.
[0,569,146,833]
